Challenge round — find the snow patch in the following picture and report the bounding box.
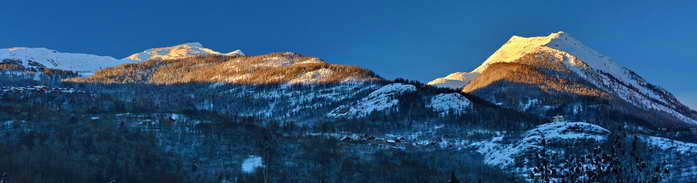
[241,155,264,174]
[427,93,471,116]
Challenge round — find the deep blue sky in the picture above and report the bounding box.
[1,0,696,109]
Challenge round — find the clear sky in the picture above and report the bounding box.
[1,0,696,109]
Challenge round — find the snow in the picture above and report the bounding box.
[642,136,697,155]
[427,93,471,116]
[472,122,609,168]
[520,98,540,111]
[0,47,128,75]
[328,83,416,118]
[427,72,479,89]
[123,42,244,62]
[241,155,264,174]
[640,136,697,181]
[287,68,335,84]
[471,31,632,82]
[169,113,186,121]
[225,50,245,56]
[218,82,379,120]
[245,52,325,68]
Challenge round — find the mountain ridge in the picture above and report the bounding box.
[67,52,383,85]
[1,42,244,76]
[123,42,244,62]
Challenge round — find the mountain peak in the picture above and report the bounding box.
[123,42,244,62]
[0,47,123,75]
[472,31,592,73]
[178,42,205,48]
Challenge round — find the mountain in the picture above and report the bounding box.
[431,32,697,127]
[0,43,243,77]
[0,47,127,75]
[123,42,244,62]
[68,52,382,85]
[3,36,697,182]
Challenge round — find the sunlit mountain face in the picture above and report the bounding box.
[1,32,696,182]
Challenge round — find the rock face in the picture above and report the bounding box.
[432,32,697,127]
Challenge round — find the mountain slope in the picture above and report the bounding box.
[427,72,479,89]
[1,42,243,77]
[436,32,697,126]
[0,47,128,75]
[68,52,382,85]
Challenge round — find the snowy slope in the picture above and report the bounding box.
[123,42,244,62]
[0,47,127,75]
[427,72,479,89]
[328,83,416,118]
[427,93,472,116]
[472,122,610,168]
[641,136,697,181]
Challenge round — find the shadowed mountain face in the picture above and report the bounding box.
[67,52,382,85]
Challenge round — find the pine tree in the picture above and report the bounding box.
[448,171,460,183]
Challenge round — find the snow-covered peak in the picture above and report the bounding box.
[226,50,245,56]
[429,32,575,89]
[123,42,244,62]
[486,31,696,125]
[180,42,204,48]
[472,31,634,83]
[0,47,125,75]
[474,31,584,72]
[431,31,697,125]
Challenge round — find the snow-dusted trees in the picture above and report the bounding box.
[529,131,669,183]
